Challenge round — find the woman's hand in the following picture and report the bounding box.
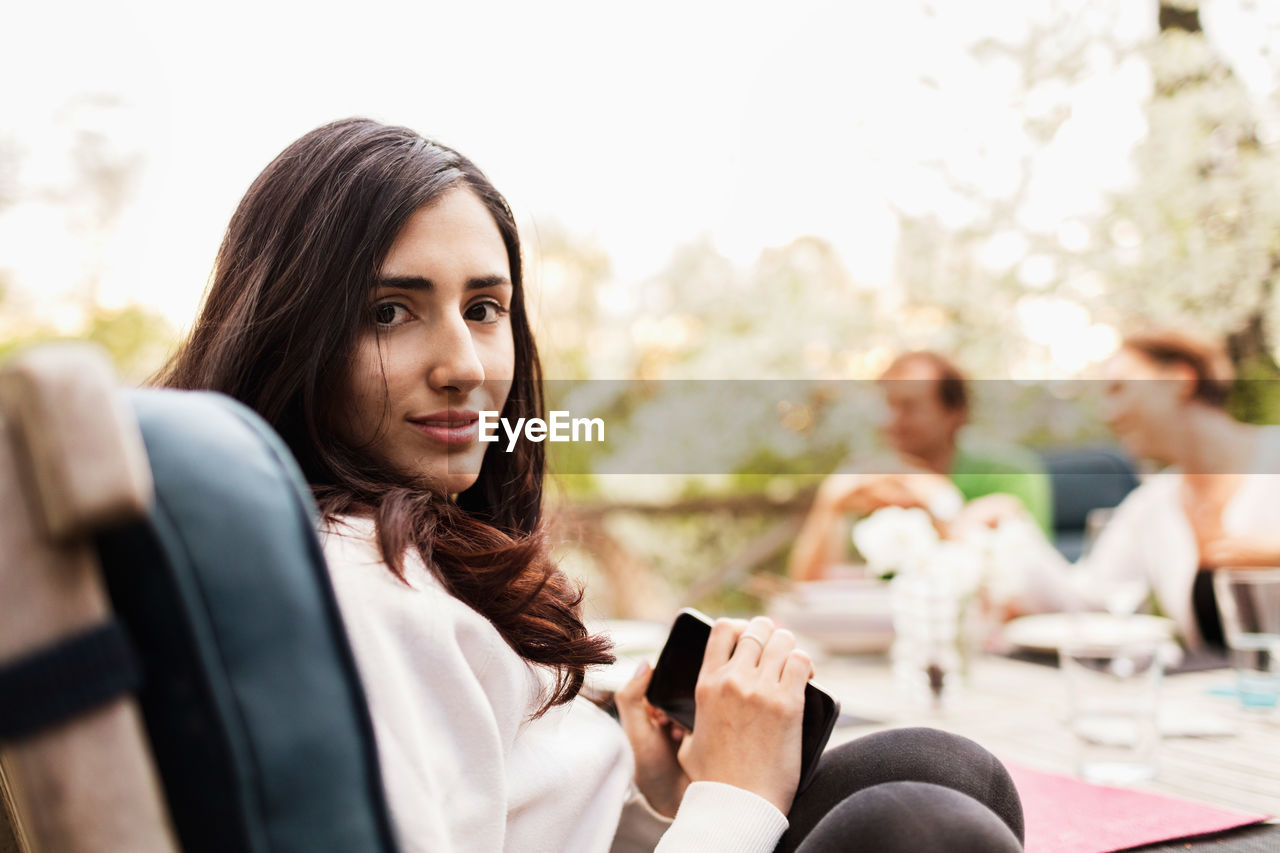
[616,661,691,818]
[675,617,811,815]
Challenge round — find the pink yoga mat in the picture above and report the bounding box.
[1007,763,1267,853]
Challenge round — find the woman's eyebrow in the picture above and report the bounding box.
[374,275,511,291]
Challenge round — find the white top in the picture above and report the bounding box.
[1011,426,1280,648]
[321,515,789,853]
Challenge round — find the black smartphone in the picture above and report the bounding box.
[644,608,841,795]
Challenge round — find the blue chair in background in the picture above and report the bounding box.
[1038,446,1140,561]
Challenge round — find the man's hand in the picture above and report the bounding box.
[951,493,1029,532]
[817,469,956,517]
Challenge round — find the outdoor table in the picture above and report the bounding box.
[816,653,1279,850]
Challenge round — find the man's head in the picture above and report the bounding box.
[877,351,969,462]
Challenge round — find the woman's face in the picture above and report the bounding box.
[1100,347,1190,463]
[333,186,515,494]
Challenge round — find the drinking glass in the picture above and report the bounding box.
[1061,639,1163,785]
[1213,568,1280,711]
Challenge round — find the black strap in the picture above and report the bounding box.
[0,621,141,742]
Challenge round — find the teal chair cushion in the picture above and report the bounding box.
[97,389,397,852]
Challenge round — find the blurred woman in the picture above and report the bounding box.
[967,330,1280,649]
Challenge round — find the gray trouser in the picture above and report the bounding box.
[779,728,1024,852]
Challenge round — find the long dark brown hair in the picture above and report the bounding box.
[157,118,612,711]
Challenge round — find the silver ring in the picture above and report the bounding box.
[738,632,766,652]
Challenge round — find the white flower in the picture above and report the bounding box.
[925,540,985,597]
[852,506,939,576]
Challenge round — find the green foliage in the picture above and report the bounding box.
[1229,357,1280,425]
[83,304,177,382]
[0,303,177,384]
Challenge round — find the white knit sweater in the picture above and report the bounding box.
[322,516,789,853]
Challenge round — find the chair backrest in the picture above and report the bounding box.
[1038,445,1140,561]
[102,389,399,852]
[0,346,398,853]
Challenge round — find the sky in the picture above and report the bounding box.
[1,0,1277,338]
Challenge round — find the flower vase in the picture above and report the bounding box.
[889,571,967,711]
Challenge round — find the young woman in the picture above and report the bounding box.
[159,118,1024,852]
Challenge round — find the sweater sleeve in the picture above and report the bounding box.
[611,780,788,853]
[612,782,789,853]
[653,782,789,852]
[1003,483,1154,615]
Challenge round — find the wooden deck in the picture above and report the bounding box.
[817,653,1280,817]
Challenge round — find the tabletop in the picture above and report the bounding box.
[816,652,1280,818]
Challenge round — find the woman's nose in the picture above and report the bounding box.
[426,317,484,395]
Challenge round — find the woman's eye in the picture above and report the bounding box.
[373,302,411,327]
[465,300,508,324]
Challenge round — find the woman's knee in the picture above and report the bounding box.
[791,728,1023,845]
[794,781,1023,853]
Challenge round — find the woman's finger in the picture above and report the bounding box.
[615,661,656,732]
[616,659,652,705]
[731,616,775,666]
[757,628,797,681]
[701,618,744,676]
[675,729,696,769]
[780,649,813,693]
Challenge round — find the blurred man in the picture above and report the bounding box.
[788,351,1053,581]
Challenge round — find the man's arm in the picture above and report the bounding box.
[787,473,943,581]
[787,492,851,582]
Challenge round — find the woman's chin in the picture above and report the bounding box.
[441,469,482,496]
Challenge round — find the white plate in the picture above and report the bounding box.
[1003,612,1176,653]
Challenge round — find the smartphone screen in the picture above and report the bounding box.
[644,608,841,794]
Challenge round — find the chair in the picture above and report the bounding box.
[1038,446,1140,561]
[0,344,398,852]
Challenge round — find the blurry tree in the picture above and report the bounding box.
[1098,1,1280,421]
[884,0,1152,378]
[0,304,173,384]
[53,94,146,309]
[0,96,175,382]
[892,0,1280,414]
[525,223,617,380]
[639,235,876,380]
[1103,4,1277,340]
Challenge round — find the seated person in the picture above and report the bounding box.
[789,351,1052,582]
[963,330,1280,651]
[157,119,1025,852]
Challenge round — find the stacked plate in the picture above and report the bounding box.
[769,578,895,655]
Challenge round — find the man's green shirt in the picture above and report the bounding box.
[950,443,1054,536]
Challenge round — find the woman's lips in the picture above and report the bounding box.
[408,411,479,447]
